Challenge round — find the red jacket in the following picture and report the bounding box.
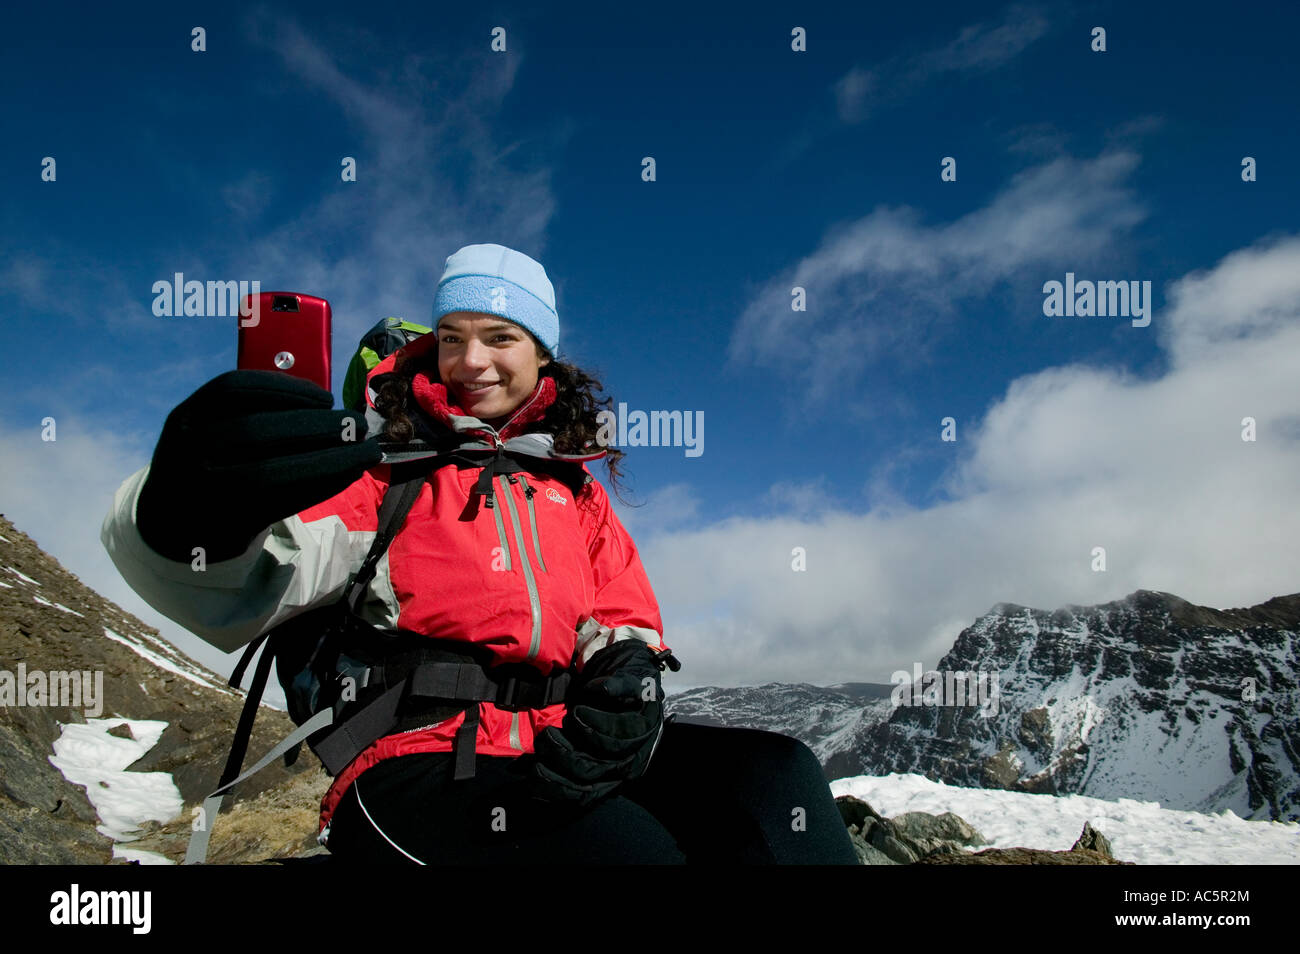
[100,351,669,834]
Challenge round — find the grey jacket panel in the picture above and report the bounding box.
[100,465,384,654]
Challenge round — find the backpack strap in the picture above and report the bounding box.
[343,464,428,615]
[186,464,433,865]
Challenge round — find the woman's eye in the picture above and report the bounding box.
[441,333,515,344]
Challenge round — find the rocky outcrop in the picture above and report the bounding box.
[836,794,1132,865]
[855,590,1300,821]
[0,515,321,864]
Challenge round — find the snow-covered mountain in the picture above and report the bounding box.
[664,681,895,764]
[670,590,1300,823]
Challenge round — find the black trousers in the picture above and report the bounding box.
[324,718,859,864]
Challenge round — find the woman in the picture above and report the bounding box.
[102,244,858,864]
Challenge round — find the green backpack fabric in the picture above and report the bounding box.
[341,317,433,411]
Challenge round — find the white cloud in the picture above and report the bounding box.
[613,481,703,535]
[652,234,1300,690]
[1157,233,1300,368]
[728,150,1148,407]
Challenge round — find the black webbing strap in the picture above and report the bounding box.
[218,631,275,791]
[471,447,507,507]
[406,662,572,710]
[308,657,574,777]
[311,681,409,776]
[229,630,269,690]
[407,661,497,703]
[346,470,428,614]
[453,704,480,780]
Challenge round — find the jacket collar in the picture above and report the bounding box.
[364,348,608,462]
[412,372,556,443]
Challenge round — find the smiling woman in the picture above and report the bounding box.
[103,243,858,865]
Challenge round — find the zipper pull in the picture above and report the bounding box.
[507,474,519,484]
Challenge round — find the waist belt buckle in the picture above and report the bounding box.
[496,674,521,711]
[496,673,548,711]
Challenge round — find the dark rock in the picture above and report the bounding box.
[1071,821,1113,857]
[915,846,1133,865]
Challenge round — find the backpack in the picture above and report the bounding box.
[341,317,432,412]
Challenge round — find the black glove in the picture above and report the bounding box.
[136,370,382,563]
[527,640,678,809]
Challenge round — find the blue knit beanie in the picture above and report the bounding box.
[431,244,559,359]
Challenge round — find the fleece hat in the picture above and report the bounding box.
[431,244,559,359]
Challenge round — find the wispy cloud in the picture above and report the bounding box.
[0,256,51,303]
[838,3,1050,123]
[221,7,567,342]
[220,171,275,224]
[728,149,1147,407]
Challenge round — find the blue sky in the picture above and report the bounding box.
[2,0,1298,688]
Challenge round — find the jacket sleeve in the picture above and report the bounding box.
[100,463,388,654]
[573,475,669,671]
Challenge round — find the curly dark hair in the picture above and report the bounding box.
[373,337,636,505]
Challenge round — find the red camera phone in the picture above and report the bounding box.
[236,291,332,394]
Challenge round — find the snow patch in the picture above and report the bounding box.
[101,627,223,691]
[48,718,184,841]
[832,772,1300,864]
[3,565,41,586]
[33,595,86,617]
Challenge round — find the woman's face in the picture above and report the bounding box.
[436,311,551,426]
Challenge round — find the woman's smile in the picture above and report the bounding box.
[438,311,550,425]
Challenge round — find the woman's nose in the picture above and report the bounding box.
[461,338,491,367]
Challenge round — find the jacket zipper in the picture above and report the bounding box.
[499,475,543,662]
[488,475,512,570]
[477,421,543,751]
[515,474,547,573]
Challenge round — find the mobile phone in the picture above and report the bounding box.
[236,292,332,394]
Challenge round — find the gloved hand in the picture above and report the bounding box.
[526,640,678,809]
[136,370,382,563]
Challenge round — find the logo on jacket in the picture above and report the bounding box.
[545,487,567,506]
